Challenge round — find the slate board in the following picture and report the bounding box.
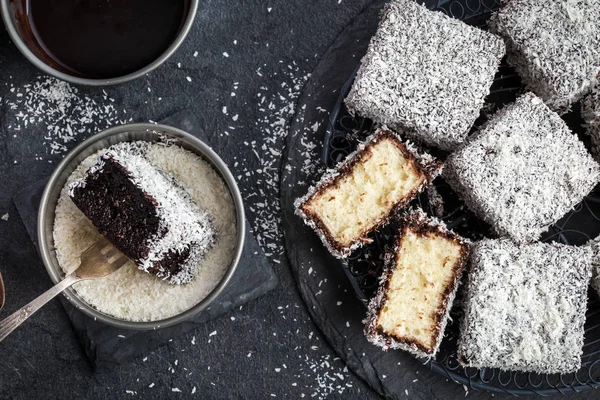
[280,1,515,399]
[280,0,600,398]
[12,110,278,371]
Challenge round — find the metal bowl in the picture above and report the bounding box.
[0,0,199,86]
[37,123,245,330]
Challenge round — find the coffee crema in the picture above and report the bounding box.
[26,0,187,79]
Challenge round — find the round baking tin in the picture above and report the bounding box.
[37,123,245,330]
[0,0,199,86]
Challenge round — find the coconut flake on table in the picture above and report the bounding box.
[53,141,237,322]
[4,77,131,156]
[228,61,310,263]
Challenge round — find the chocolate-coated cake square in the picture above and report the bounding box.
[345,0,505,150]
[489,0,600,113]
[295,128,442,258]
[69,146,214,284]
[444,92,600,244]
[458,239,592,374]
[364,210,470,358]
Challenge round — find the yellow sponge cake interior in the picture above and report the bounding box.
[295,129,441,258]
[365,211,469,357]
[378,228,464,351]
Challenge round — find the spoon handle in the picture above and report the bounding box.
[0,274,80,343]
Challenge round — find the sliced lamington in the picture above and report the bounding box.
[444,92,600,244]
[583,89,600,160]
[295,128,442,259]
[344,0,505,151]
[458,239,592,374]
[365,210,470,358]
[489,0,600,113]
[69,144,215,284]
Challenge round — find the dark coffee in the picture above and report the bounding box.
[27,0,186,79]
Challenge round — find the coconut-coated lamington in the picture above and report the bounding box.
[364,210,470,358]
[458,239,592,374]
[345,0,505,151]
[489,0,600,113]
[294,128,442,259]
[583,89,600,161]
[69,144,215,285]
[444,92,600,244]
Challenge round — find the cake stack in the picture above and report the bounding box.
[296,0,600,373]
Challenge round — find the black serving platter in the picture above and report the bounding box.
[322,1,600,396]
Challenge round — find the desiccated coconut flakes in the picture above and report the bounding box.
[444,92,600,244]
[459,239,592,374]
[5,77,131,156]
[489,0,600,113]
[345,0,505,150]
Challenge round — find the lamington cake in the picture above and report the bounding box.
[583,89,600,161]
[69,145,215,285]
[489,0,600,113]
[444,92,600,244]
[590,236,600,299]
[295,128,442,259]
[345,0,505,151]
[294,127,442,258]
[364,210,470,358]
[458,239,592,374]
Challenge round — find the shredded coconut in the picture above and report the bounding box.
[589,235,600,298]
[233,63,309,262]
[444,92,600,244]
[53,141,237,321]
[459,239,592,374]
[4,77,131,155]
[489,0,600,113]
[583,88,600,161]
[345,0,505,150]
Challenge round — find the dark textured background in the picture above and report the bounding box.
[0,1,381,399]
[0,1,597,399]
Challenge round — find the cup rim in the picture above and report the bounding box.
[0,0,199,86]
[37,123,246,330]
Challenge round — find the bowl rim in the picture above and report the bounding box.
[37,123,246,330]
[0,0,199,86]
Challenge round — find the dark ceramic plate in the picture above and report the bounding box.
[322,1,600,396]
